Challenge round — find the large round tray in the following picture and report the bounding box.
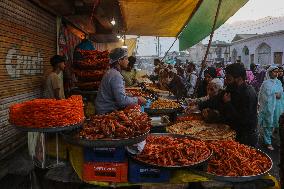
[128,133,212,169]
[70,88,98,95]
[61,129,150,147]
[13,122,83,133]
[200,148,273,182]
[144,107,183,115]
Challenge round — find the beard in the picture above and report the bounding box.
[225,82,238,93]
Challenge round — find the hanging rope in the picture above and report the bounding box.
[161,37,178,61]
[193,0,223,97]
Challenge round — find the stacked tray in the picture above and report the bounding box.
[61,129,149,147]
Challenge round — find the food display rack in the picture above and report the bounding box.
[61,129,150,148]
[128,133,212,170]
[13,122,83,169]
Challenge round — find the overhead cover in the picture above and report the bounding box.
[119,0,202,37]
[178,0,248,50]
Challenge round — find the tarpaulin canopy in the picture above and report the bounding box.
[119,0,202,37]
[178,0,248,50]
[118,0,248,50]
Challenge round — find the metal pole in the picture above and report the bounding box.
[56,133,59,165]
[41,133,45,169]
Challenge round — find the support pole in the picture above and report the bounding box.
[193,0,223,97]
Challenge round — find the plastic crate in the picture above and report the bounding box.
[84,147,126,162]
[83,162,128,182]
[128,160,171,183]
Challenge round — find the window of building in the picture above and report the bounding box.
[250,54,254,64]
[274,52,283,65]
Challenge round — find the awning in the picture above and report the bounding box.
[119,0,202,37]
[178,0,248,50]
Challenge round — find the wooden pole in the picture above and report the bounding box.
[193,0,223,97]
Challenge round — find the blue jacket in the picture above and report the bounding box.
[95,68,138,114]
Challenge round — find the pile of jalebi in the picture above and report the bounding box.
[74,70,105,81]
[74,59,109,69]
[176,114,202,122]
[9,95,84,128]
[150,98,180,109]
[73,50,109,89]
[135,135,211,166]
[79,105,151,140]
[77,50,109,59]
[207,140,272,176]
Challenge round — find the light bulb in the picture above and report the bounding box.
[111,18,116,25]
[117,35,121,39]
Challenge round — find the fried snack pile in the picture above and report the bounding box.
[150,98,180,109]
[73,50,109,90]
[79,106,151,140]
[9,95,84,128]
[207,140,272,176]
[167,120,236,141]
[176,114,202,122]
[135,135,211,166]
[126,89,151,98]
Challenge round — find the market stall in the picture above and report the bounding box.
[3,0,281,188]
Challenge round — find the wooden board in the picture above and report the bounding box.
[0,0,56,160]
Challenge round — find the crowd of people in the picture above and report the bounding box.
[42,47,284,152]
[143,58,284,150]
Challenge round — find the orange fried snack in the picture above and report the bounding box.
[9,95,84,128]
[79,106,151,140]
[207,140,272,176]
[135,135,211,166]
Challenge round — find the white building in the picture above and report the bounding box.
[186,41,230,65]
[230,31,284,69]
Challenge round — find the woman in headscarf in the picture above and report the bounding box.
[277,66,284,87]
[258,65,284,150]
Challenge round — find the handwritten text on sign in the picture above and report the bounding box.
[5,46,44,78]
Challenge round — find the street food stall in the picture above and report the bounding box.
[1,0,282,188]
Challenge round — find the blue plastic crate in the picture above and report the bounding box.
[128,160,171,183]
[84,147,126,163]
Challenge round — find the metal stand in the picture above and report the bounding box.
[41,133,46,169]
[14,123,83,169]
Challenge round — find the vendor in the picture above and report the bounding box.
[121,56,137,87]
[44,55,66,99]
[95,48,146,114]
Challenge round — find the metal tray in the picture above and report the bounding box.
[200,148,273,182]
[144,107,184,115]
[61,129,150,147]
[70,88,98,95]
[13,122,83,133]
[128,133,212,170]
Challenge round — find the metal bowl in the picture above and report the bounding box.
[13,122,83,133]
[61,129,150,147]
[128,133,212,169]
[144,107,184,115]
[202,148,273,182]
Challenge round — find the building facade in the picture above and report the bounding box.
[230,31,284,69]
[186,41,230,65]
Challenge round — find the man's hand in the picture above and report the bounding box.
[223,92,231,103]
[202,108,210,118]
[137,96,147,105]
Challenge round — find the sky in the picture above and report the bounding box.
[136,0,284,56]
